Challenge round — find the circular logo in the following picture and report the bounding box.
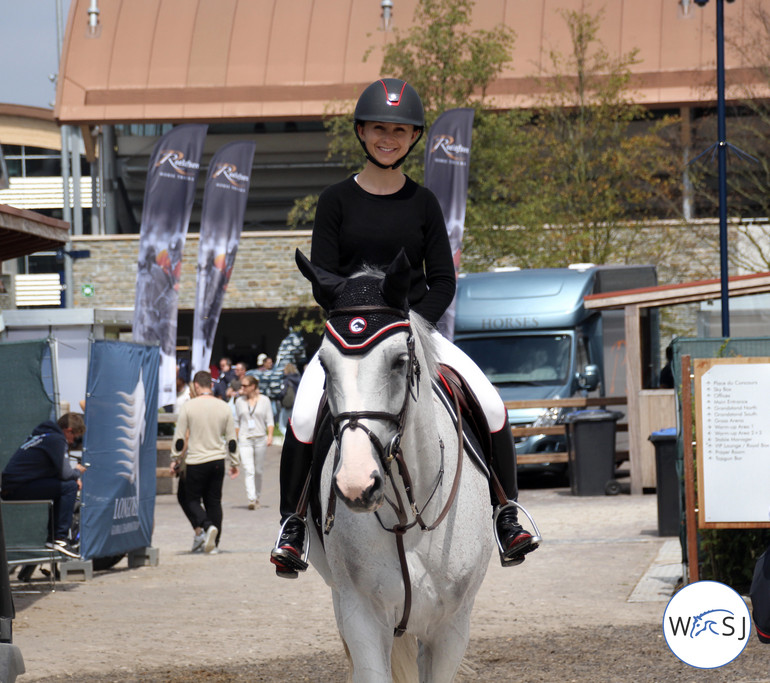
[349,317,367,334]
[662,580,751,669]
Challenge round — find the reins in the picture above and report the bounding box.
[322,309,465,637]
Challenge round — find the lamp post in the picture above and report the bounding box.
[694,0,732,336]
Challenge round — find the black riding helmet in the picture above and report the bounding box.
[354,78,425,170]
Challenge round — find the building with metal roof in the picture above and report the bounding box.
[3,0,770,363]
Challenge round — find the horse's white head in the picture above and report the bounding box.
[296,249,427,513]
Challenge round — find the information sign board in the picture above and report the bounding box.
[694,357,770,527]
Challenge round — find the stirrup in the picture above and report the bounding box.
[270,514,310,574]
[493,500,542,567]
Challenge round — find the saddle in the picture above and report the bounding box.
[304,364,493,544]
[435,364,493,475]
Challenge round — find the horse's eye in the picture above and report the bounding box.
[392,354,408,372]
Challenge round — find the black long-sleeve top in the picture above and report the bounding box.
[310,175,456,324]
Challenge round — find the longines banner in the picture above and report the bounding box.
[424,108,474,340]
[191,141,256,376]
[132,124,207,407]
[81,340,159,561]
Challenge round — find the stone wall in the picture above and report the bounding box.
[0,274,12,312]
[69,231,313,311]
[13,219,767,349]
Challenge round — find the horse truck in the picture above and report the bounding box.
[453,264,659,475]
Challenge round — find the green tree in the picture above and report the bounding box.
[290,3,684,277]
[465,9,683,270]
[377,0,514,115]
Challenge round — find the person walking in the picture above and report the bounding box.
[276,363,301,435]
[234,376,273,509]
[170,371,239,554]
[270,78,538,578]
[233,362,248,383]
[213,357,236,400]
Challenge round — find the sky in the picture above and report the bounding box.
[0,0,72,109]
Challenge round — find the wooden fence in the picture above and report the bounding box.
[155,397,629,487]
[506,396,627,466]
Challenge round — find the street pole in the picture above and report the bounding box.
[56,0,74,308]
[716,0,730,337]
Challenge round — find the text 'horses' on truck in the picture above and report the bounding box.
[453,265,659,476]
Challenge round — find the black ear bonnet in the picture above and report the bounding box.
[295,249,412,354]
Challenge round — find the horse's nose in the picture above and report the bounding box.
[334,428,386,511]
[334,469,385,512]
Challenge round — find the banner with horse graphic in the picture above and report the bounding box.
[80,340,159,561]
[191,141,256,376]
[132,124,207,408]
[424,108,474,340]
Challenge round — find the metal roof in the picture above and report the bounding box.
[54,0,770,125]
[583,271,770,309]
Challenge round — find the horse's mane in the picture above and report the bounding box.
[350,266,439,379]
[407,310,438,379]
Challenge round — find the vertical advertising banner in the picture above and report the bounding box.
[133,124,207,407]
[81,340,159,561]
[191,141,256,376]
[424,108,475,340]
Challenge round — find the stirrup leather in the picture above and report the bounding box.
[271,514,310,573]
[493,500,542,567]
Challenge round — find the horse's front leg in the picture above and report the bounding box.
[334,589,394,683]
[417,615,472,683]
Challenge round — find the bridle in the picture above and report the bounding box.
[328,307,420,468]
[322,305,465,637]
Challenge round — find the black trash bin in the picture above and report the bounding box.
[566,409,623,496]
[649,428,679,536]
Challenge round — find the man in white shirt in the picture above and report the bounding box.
[171,371,239,554]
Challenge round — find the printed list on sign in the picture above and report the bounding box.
[699,362,770,523]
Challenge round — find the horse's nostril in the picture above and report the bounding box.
[359,472,384,508]
[370,473,383,496]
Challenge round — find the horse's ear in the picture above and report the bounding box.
[295,249,346,312]
[381,249,411,312]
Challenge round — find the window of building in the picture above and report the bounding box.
[3,145,62,178]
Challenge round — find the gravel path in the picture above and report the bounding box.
[10,447,769,682]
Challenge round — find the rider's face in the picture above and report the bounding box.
[358,121,419,167]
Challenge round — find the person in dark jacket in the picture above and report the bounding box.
[276,363,301,435]
[751,546,770,643]
[1,413,86,558]
[213,357,236,400]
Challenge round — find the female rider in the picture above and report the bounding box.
[270,78,538,577]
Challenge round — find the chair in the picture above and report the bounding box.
[1,501,58,591]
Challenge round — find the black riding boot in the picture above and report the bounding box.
[270,426,313,578]
[490,428,539,567]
